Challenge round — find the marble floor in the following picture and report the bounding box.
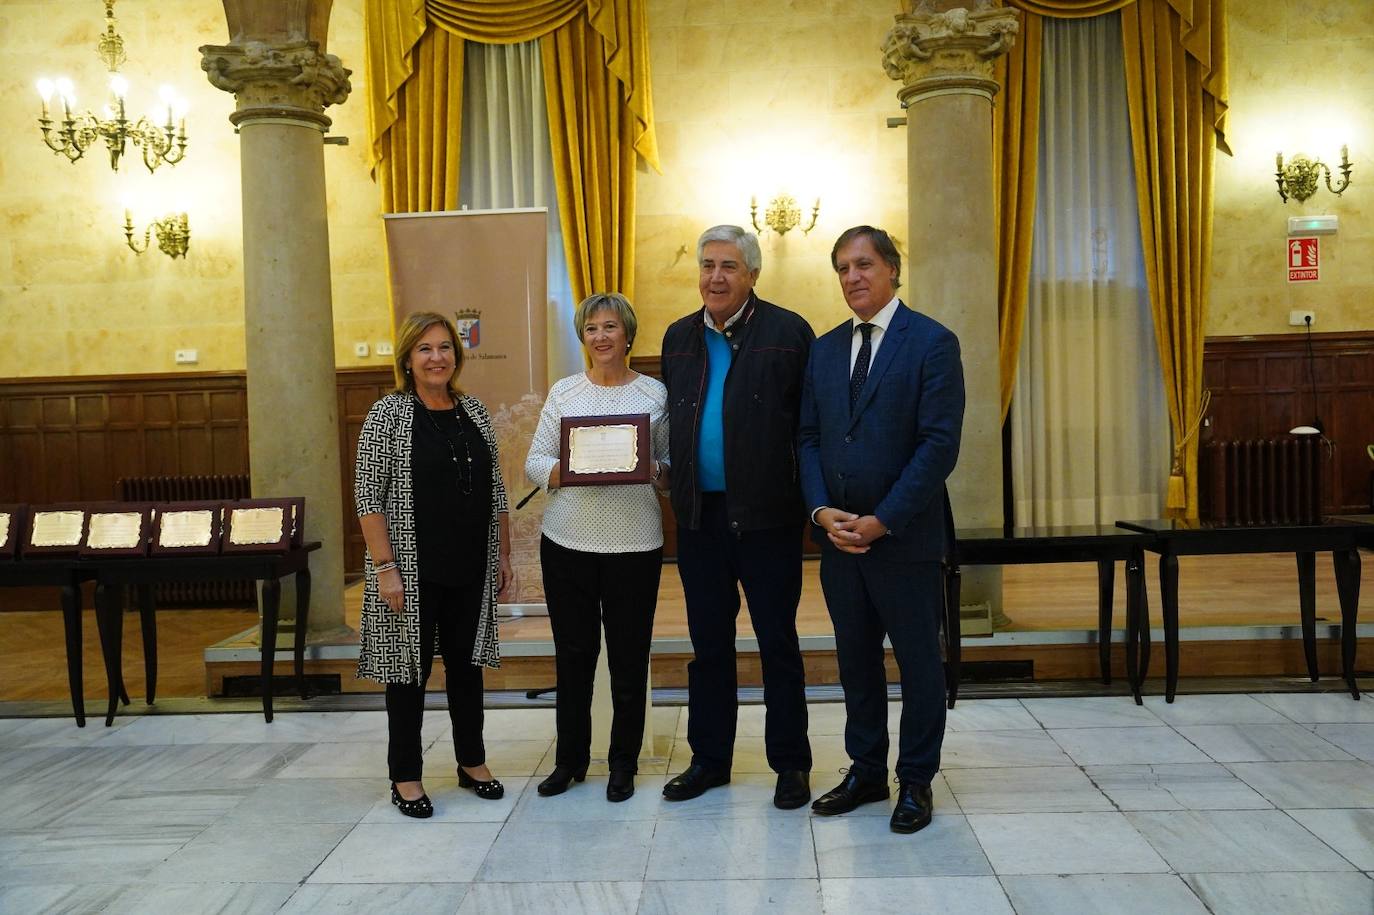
[1,692,1372,914]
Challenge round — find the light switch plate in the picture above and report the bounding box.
[376,341,394,356]
[353,342,370,357]
[174,349,198,364]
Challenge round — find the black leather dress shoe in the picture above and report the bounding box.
[662,764,730,801]
[811,772,890,816]
[773,770,810,810]
[607,770,635,803]
[537,764,588,797]
[890,781,933,833]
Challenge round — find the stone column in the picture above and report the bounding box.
[200,2,352,641]
[883,3,1019,626]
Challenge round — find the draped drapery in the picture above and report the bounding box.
[995,0,1228,517]
[363,0,659,302]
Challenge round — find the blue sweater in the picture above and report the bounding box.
[697,328,732,492]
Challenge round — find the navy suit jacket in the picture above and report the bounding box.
[798,301,965,563]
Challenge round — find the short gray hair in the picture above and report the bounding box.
[696,224,762,274]
[574,292,639,350]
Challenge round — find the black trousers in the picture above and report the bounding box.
[540,535,662,773]
[676,494,811,773]
[385,578,486,782]
[820,552,945,785]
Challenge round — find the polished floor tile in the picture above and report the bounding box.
[940,729,1074,768]
[944,766,1113,814]
[280,883,468,913]
[309,822,500,884]
[1312,723,1374,761]
[812,814,992,878]
[223,778,380,826]
[819,876,1013,914]
[1228,761,1374,808]
[1049,727,1211,766]
[458,881,641,915]
[1252,693,1374,724]
[1084,763,1273,811]
[100,882,298,915]
[272,742,388,780]
[944,699,1040,732]
[423,737,553,777]
[476,818,655,883]
[1287,809,1374,870]
[966,812,1169,875]
[1174,723,1352,762]
[1000,874,1208,915]
[639,878,821,914]
[1182,871,1374,915]
[1127,809,1354,873]
[647,817,818,880]
[1022,696,1165,729]
[1142,694,1289,726]
[146,822,351,884]
[507,774,663,822]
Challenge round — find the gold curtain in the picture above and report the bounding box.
[997,0,1228,516]
[363,0,659,296]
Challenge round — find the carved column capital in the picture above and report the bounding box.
[882,4,1019,104]
[199,40,352,129]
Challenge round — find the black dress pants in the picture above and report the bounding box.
[820,552,945,785]
[676,494,811,774]
[540,536,662,774]
[385,578,486,782]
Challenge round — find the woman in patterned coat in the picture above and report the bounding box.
[524,292,670,803]
[355,311,512,818]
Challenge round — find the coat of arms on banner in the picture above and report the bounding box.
[454,308,481,349]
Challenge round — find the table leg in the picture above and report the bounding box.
[294,568,312,701]
[260,578,281,723]
[1332,549,1362,700]
[95,583,126,727]
[1097,559,1114,685]
[1124,550,1144,705]
[1296,551,1319,682]
[60,582,85,727]
[138,584,157,705]
[1160,555,1180,703]
[944,564,961,710]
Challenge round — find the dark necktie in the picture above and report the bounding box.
[850,322,875,410]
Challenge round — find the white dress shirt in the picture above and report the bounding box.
[849,295,901,372]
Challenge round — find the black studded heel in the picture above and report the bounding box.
[458,768,505,800]
[391,782,434,818]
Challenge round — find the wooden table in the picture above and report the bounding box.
[0,558,103,725]
[92,542,320,724]
[1117,518,1373,701]
[946,525,1154,705]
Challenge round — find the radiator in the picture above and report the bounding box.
[1198,439,1322,527]
[116,475,255,607]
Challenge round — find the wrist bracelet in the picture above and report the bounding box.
[374,560,398,573]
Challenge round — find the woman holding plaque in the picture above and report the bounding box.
[524,292,669,802]
[355,310,513,819]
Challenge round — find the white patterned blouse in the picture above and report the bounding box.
[354,392,508,683]
[524,372,670,553]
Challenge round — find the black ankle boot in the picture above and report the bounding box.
[538,764,588,797]
[607,770,635,802]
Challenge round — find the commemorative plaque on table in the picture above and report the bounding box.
[152,501,224,555]
[24,504,90,555]
[558,414,652,487]
[0,504,26,559]
[81,504,153,557]
[222,499,297,553]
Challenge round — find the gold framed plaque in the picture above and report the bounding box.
[222,499,295,553]
[558,414,651,487]
[81,505,152,557]
[0,504,26,559]
[25,504,89,555]
[152,501,224,555]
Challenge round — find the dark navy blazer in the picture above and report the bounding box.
[798,301,965,564]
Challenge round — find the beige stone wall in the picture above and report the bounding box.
[1210,1,1374,336]
[4,2,1368,379]
[0,0,392,379]
[634,0,909,347]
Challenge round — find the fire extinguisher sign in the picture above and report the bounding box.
[1288,237,1320,283]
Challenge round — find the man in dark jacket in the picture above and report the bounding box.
[659,224,816,810]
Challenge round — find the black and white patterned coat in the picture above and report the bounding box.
[353,392,507,683]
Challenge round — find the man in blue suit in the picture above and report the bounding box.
[798,225,965,834]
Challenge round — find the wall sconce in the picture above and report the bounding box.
[125,209,190,259]
[1276,146,1352,203]
[750,194,819,236]
[34,0,188,173]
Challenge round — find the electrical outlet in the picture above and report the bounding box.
[376,341,394,356]
[1288,310,1315,327]
[174,349,198,364]
[353,342,370,357]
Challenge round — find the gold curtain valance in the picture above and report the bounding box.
[365,0,658,176]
